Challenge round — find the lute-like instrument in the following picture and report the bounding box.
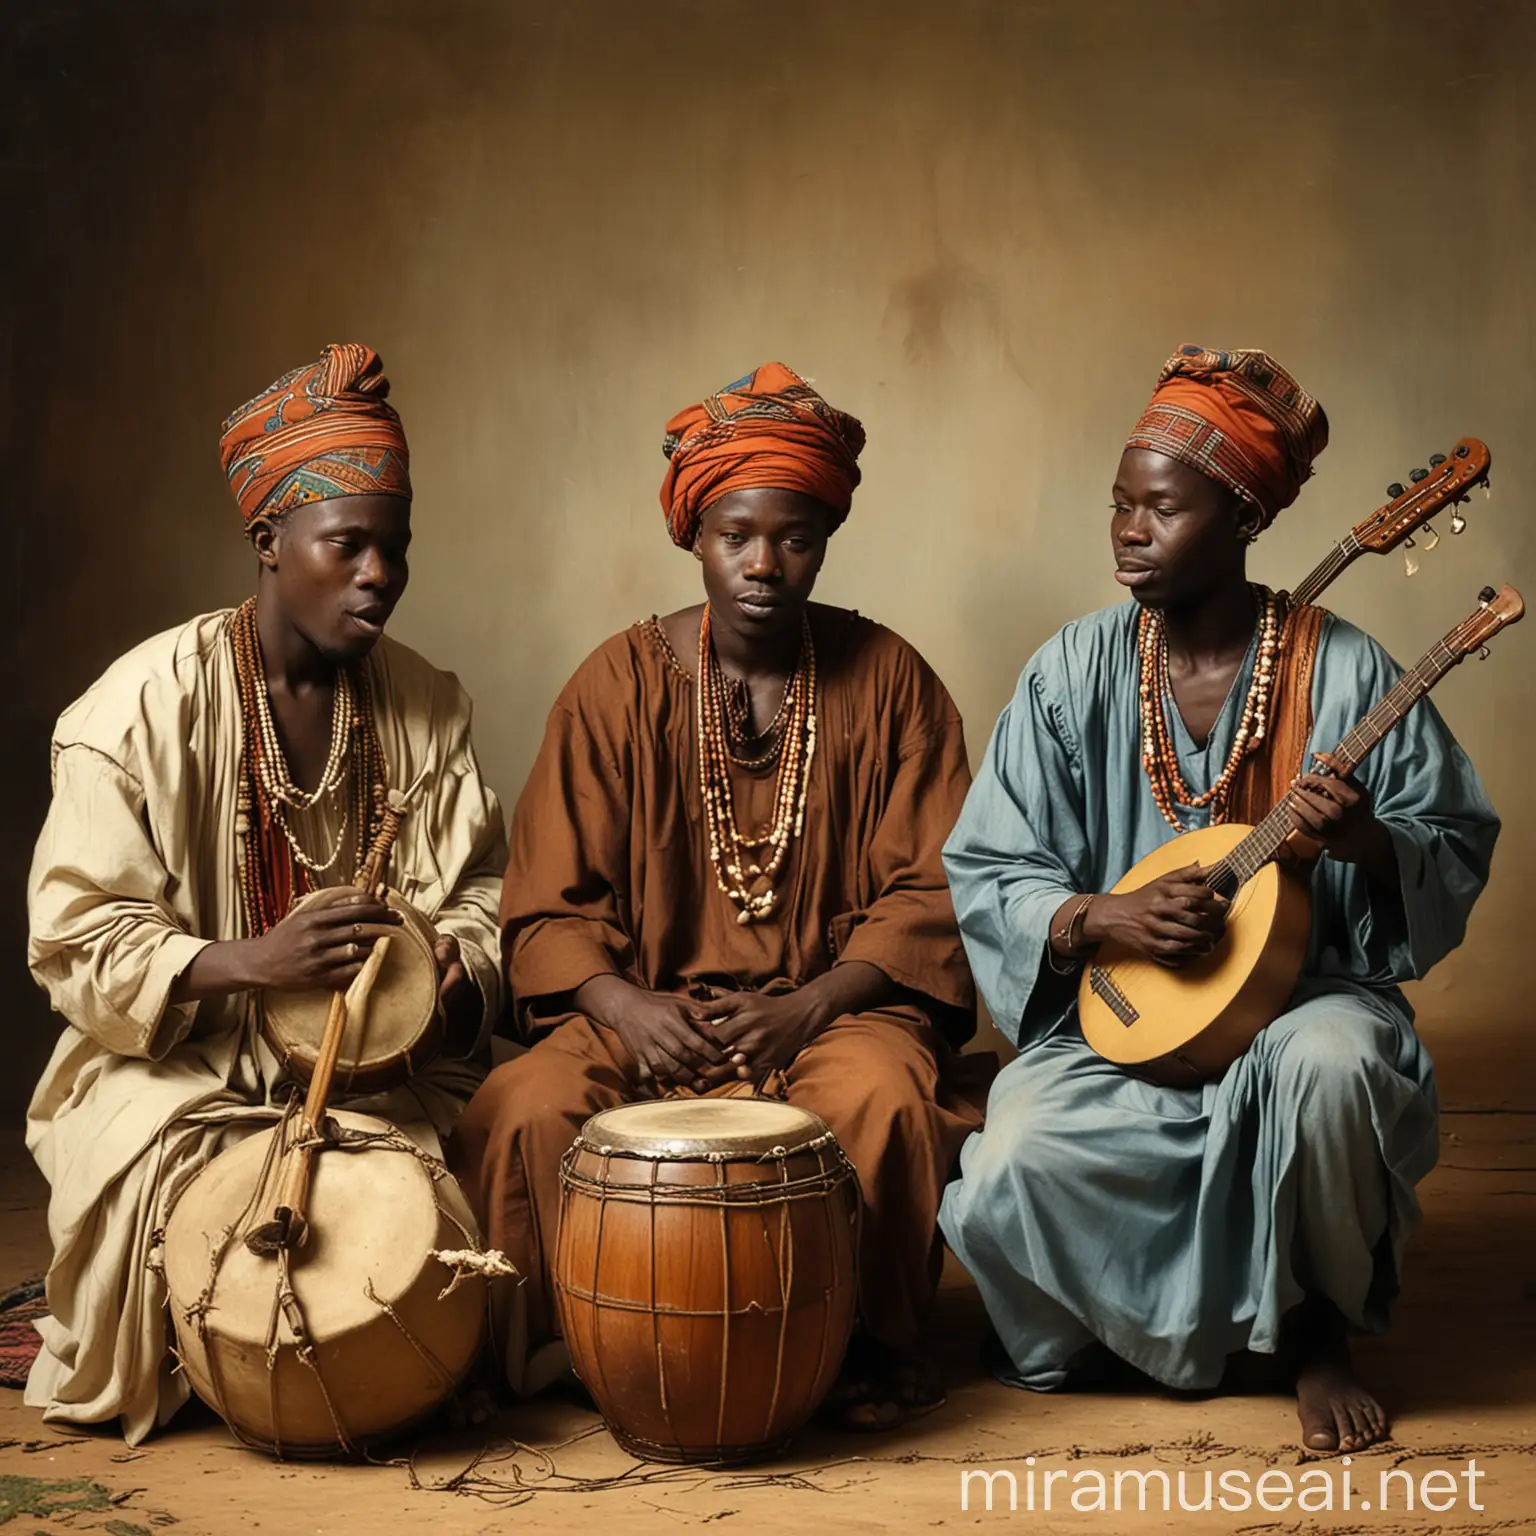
[163,785,496,1456]
[1288,437,1489,601]
[1080,584,1521,1087]
[248,788,410,1253]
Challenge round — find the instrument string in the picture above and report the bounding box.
[1289,535,1358,609]
[1206,640,1460,897]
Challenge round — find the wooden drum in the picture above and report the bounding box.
[261,886,442,1096]
[554,1098,860,1465]
[163,1109,486,1457]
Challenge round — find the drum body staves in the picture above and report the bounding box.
[555,1098,860,1464]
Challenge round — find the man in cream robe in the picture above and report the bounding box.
[24,346,505,1444]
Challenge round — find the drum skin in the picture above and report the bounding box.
[260,886,442,1096]
[554,1099,860,1465]
[163,1110,485,1457]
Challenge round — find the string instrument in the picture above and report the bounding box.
[163,792,493,1456]
[252,790,413,1253]
[1288,437,1489,602]
[1080,585,1522,1087]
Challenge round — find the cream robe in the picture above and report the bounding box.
[24,610,507,1444]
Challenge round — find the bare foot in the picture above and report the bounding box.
[1293,1300,1388,1453]
[821,1337,944,1433]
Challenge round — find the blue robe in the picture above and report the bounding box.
[938,601,1498,1390]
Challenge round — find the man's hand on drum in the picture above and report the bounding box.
[573,974,729,1090]
[250,893,402,991]
[433,934,482,1055]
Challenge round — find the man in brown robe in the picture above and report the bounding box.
[451,363,979,1428]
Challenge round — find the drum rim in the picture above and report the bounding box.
[574,1098,836,1160]
[259,886,442,1089]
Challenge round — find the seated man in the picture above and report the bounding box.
[939,346,1498,1453]
[25,344,506,1444]
[451,363,979,1429]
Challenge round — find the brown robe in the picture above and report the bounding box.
[450,605,980,1368]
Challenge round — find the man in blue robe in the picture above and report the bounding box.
[939,345,1499,1452]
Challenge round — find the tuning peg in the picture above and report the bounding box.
[1479,645,1491,660]
[1429,453,1447,468]
[1483,481,1492,499]
[1422,522,1440,551]
[1387,481,1406,498]
[1409,467,1430,483]
[1404,545,1420,577]
[1450,509,1467,534]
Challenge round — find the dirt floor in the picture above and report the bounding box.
[2,1109,1533,1536]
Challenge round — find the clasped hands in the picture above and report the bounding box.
[574,973,820,1092]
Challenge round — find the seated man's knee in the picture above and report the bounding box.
[808,1022,952,1133]
[460,1045,594,1145]
[1269,1015,1387,1108]
[860,1050,933,1119]
[964,1077,1075,1192]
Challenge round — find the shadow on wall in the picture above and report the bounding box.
[3,0,1532,1118]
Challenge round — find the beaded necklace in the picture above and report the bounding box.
[229,598,388,934]
[696,604,817,925]
[1137,584,1280,833]
[721,670,797,769]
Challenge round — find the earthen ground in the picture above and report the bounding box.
[3,1100,1532,1536]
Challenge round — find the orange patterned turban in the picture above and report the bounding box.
[219,343,412,524]
[1126,345,1328,527]
[659,363,865,548]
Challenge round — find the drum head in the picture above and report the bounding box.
[163,1109,487,1456]
[580,1098,830,1159]
[262,886,440,1092]
[163,1111,443,1345]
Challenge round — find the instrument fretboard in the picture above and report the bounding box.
[1289,533,1362,610]
[1207,639,1458,896]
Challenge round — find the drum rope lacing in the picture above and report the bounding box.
[166,1101,495,1459]
[557,1168,853,1209]
[562,1129,853,1210]
[554,1118,862,1462]
[576,1128,840,1162]
[555,1135,859,1316]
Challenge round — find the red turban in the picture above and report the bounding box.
[659,363,865,548]
[219,343,412,524]
[1125,345,1328,527]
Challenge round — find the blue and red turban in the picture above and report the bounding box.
[220,343,412,524]
[1126,345,1328,527]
